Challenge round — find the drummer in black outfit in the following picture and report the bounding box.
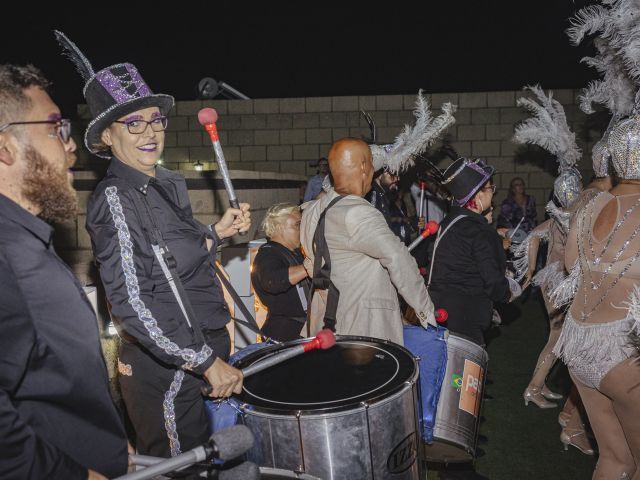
[429,158,520,480]
[429,158,518,347]
[252,203,311,341]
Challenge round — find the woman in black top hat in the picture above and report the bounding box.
[55,32,250,458]
[428,157,515,346]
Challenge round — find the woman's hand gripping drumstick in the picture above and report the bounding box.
[201,330,337,397]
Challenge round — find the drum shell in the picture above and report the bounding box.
[424,333,488,463]
[237,336,421,479]
[259,466,321,479]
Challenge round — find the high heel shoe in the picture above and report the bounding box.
[541,384,563,400]
[560,427,595,455]
[523,386,557,408]
[558,411,571,427]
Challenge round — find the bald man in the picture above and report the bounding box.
[301,138,436,344]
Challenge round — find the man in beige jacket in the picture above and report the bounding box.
[301,138,436,345]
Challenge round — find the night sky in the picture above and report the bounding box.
[2,2,598,116]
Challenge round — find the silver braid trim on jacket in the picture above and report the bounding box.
[163,370,184,456]
[532,261,566,296]
[549,259,581,309]
[104,186,212,370]
[510,229,548,282]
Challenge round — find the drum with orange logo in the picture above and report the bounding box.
[423,332,488,463]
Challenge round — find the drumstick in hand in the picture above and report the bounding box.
[201,330,336,396]
[198,107,247,236]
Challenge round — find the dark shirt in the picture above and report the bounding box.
[430,206,509,302]
[86,158,227,376]
[497,195,537,234]
[251,241,308,320]
[303,174,324,202]
[0,194,127,479]
[366,182,392,224]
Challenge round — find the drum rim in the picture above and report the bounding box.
[423,436,475,463]
[258,466,321,479]
[233,335,418,415]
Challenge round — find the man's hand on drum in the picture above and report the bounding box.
[204,357,244,398]
[215,203,251,239]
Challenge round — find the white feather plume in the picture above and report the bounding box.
[513,85,582,172]
[578,38,636,116]
[567,4,610,46]
[370,90,457,173]
[569,0,640,89]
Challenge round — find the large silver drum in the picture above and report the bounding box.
[424,332,488,463]
[233,336,421,479]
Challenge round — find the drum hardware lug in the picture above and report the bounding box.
[360,401,369,409]
[295,410,306,473]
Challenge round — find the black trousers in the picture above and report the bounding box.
[429,291,492,346]
[119,328,231,457]
[261,315,305,342]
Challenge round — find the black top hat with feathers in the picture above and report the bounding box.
[54,30,174,159]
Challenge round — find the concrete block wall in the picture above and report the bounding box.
[74,88,604,222]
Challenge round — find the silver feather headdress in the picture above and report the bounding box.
[567,1,640,176]
[369,90,456,174]
[513,85,582,208]
[567,0,640,85]
[577,38,636,117]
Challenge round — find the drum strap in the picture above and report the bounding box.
[308,195,345,334]
[130,184,263,344]
[427,214,468,290]
[129,187,207,345]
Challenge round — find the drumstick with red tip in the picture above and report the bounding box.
[197,107,247,235]
[435,308,448,324]
[408,220,439,252]
[201,330,336,396]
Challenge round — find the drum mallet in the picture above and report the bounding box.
[408,220,439,252]
[201,329,336,396]
[435,308,448,324]
[198,107,247,235]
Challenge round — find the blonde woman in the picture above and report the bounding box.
[252,203,310,341]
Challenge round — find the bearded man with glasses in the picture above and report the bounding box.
[0,64,128,479]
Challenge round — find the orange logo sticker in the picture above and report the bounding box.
[458,359,484,417]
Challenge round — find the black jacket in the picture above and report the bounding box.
[251,241,308,320]
[0,194,127,479]
[429,206,509,302]
[86,158,228,376]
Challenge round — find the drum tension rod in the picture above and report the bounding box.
[295,410,305,474]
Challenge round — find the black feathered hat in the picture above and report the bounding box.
[54,30,174,159]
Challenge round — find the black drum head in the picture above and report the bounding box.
[234,336,416,414]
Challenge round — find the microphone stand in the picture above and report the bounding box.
[115,445,212,480]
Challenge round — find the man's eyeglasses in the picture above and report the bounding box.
[483,184,497,193]
[114,116,168,134]
[0,119,72,143]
